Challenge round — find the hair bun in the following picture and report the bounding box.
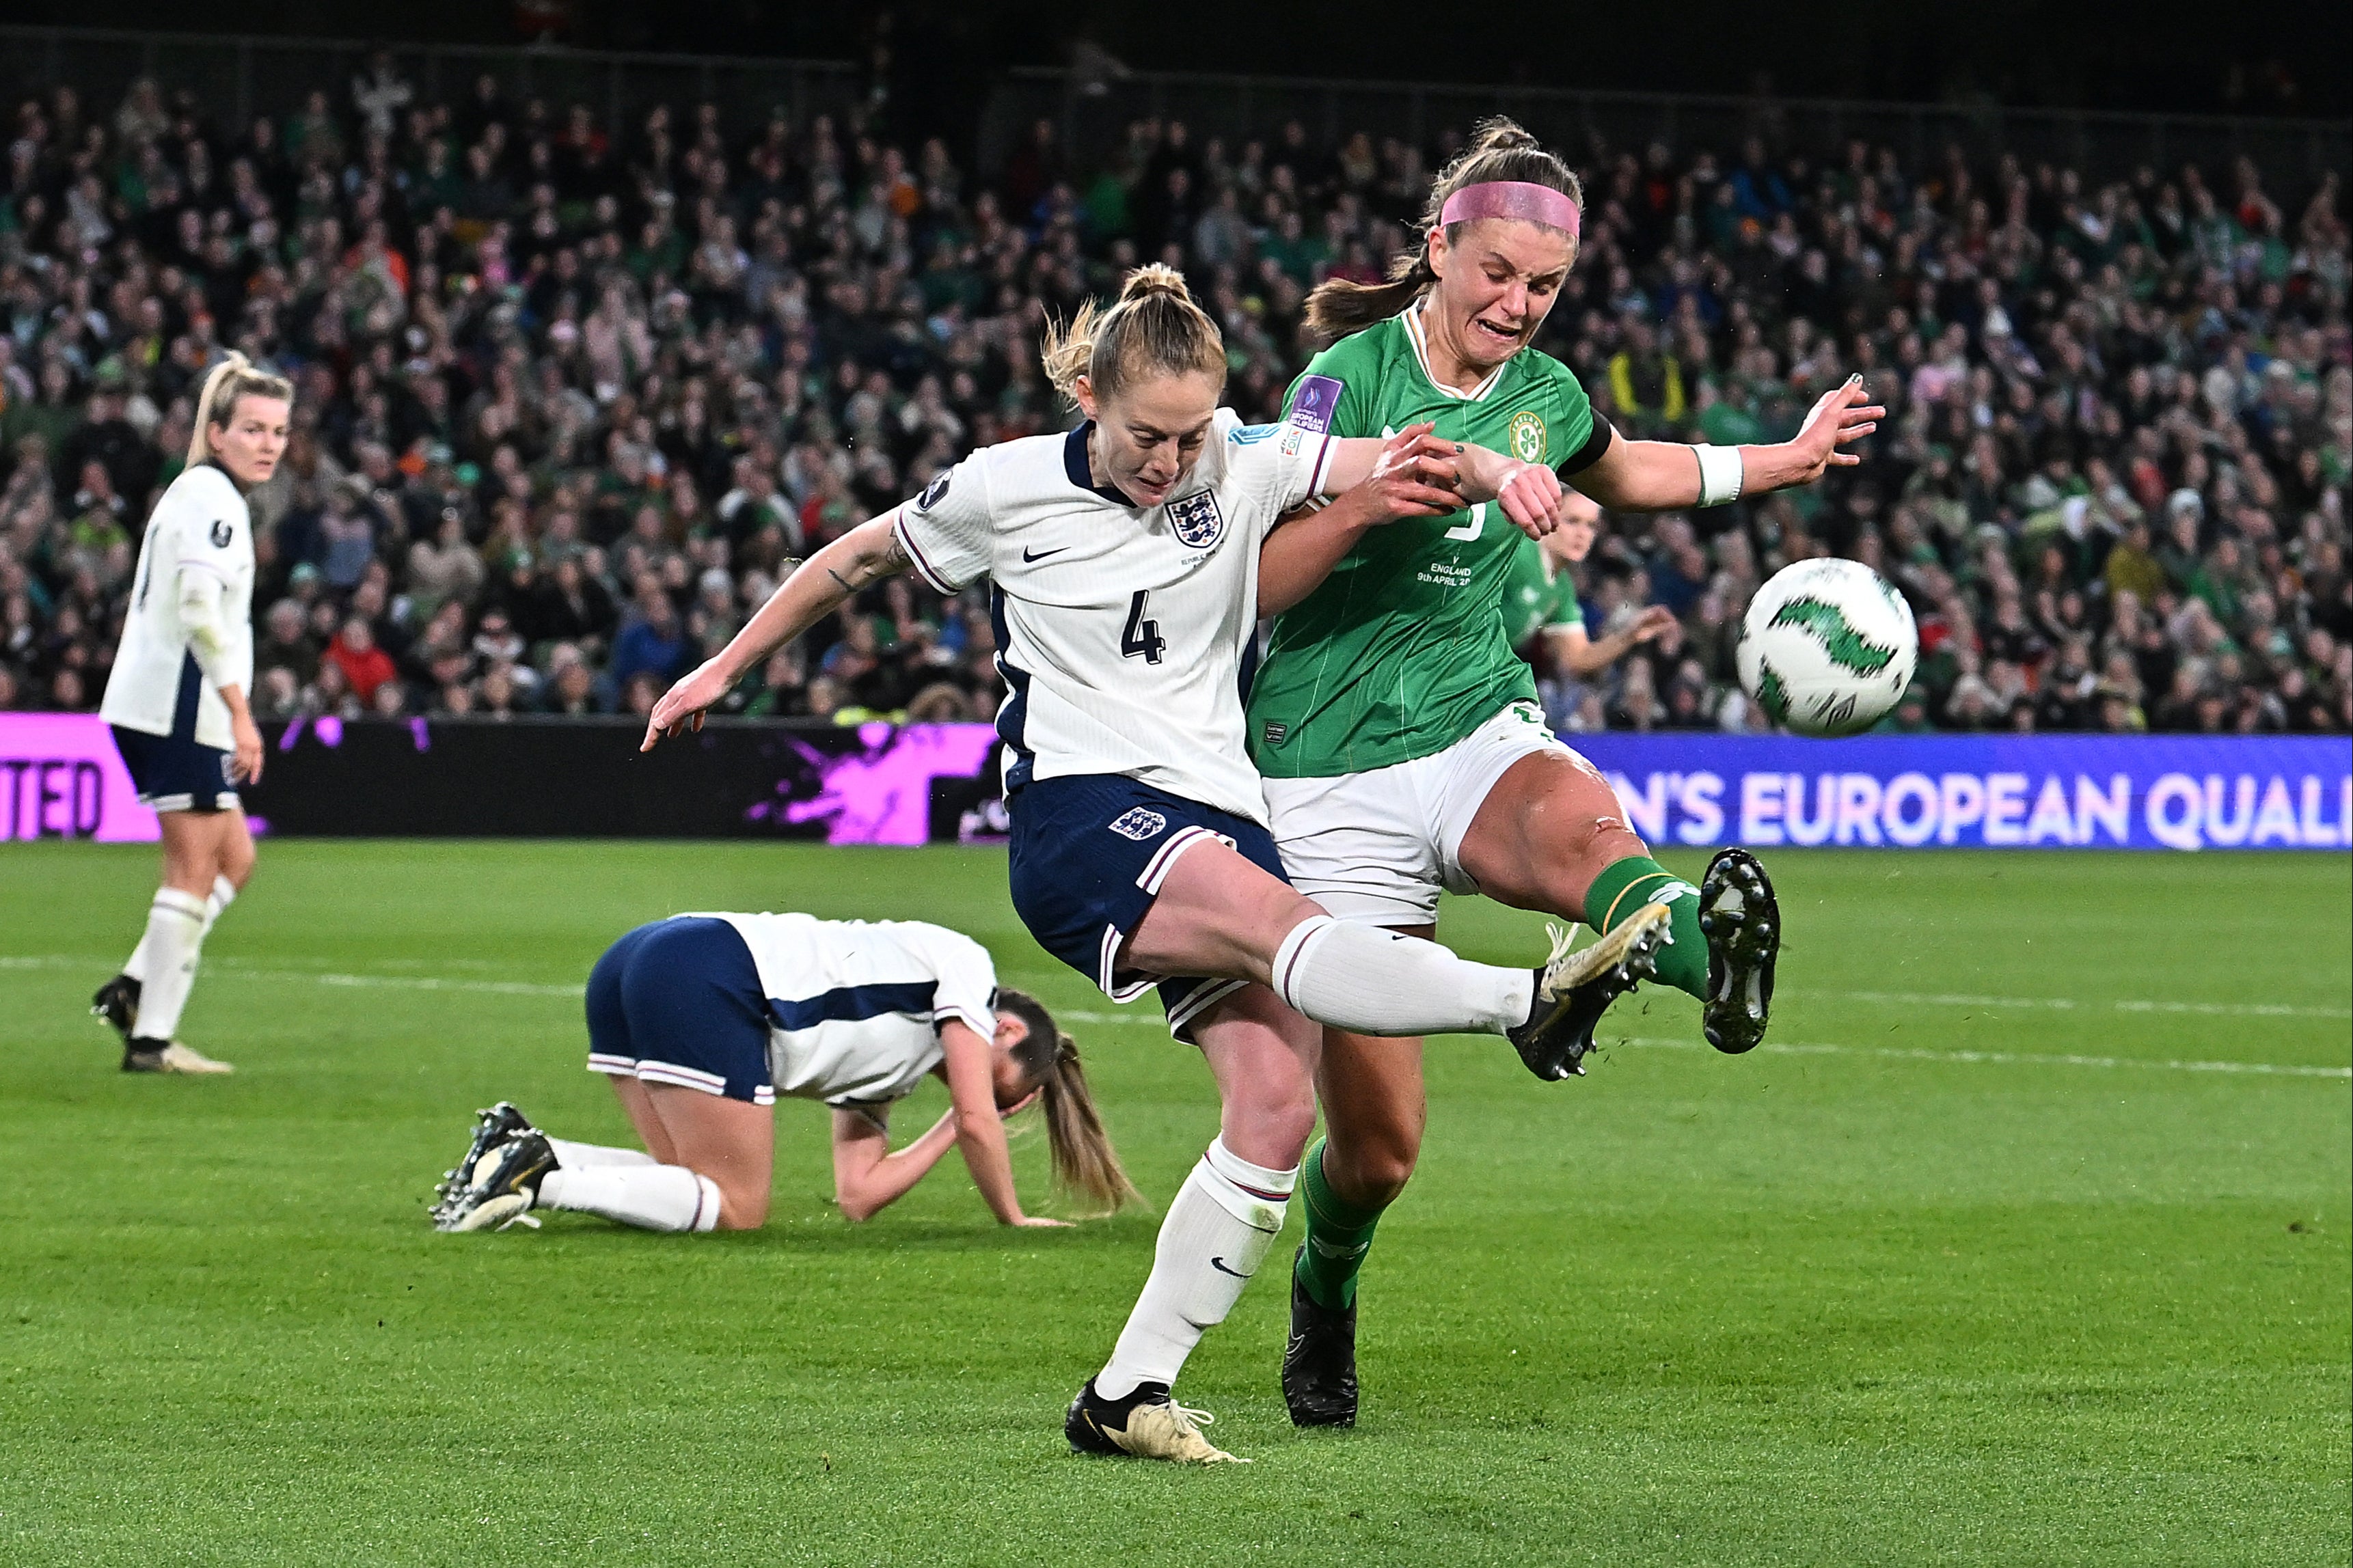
[1470,116,1538,152]
[1119,263,1193,304]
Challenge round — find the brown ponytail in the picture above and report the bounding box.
[1303,115,1583,344]
[1039,263,1227,407]
[998,988,1143,1217]
[187,350,295,468]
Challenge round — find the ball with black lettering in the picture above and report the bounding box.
[1737,559,1919,739]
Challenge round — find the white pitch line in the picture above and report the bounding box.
[0,952,583,998]
[1065,1009,2348,1078]
[310,972,583,998]
[1796,988,2351,1021]
[1609,1036,2351,1080]
[5,956,2344,1077]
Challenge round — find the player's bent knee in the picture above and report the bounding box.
[1230,1082,1318,1167]
[1328,1140,1419,1208]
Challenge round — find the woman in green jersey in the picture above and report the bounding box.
[1499,487,1679,680]
[1247,119,1882,1427]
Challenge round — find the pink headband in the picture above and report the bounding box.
[1439,180,1581,240]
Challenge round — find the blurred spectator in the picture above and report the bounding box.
[0,68,2339,739]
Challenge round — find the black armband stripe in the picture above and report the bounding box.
[1557,415,1616,478]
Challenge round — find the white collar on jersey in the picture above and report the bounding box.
[1402,302,1510,402]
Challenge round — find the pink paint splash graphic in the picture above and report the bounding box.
[746,722,998,845]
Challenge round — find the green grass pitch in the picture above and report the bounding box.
[2,840,2347,1566]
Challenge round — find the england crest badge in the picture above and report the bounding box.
[1166,489,1225,549]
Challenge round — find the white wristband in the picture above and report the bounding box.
[1694,445,1745,508]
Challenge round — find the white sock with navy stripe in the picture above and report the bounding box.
[125,875,235,986]
[537,1165,721,1232]
[545,1137,658,1170]
[1095,1138,1297,1401]
[1272,914,1533,1037]
[129,888,210,1043]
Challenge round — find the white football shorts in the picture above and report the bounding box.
[1263,700,1592,928]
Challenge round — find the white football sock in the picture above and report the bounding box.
[545,1137,658,1170]
[1096,1139,1296,1400]
[125,875,235,985]
[537,1165,720,1232]
[129,888,210,1042]
[1271,915,1533,1038]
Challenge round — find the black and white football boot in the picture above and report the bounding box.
[429,1102,536,1224]
[1281,1248,1359,1428]
[1065,1378,1243,1463]
[91,974,141,1045]
[1699,849,1780,1054]
[431,1116,553,1233]
[1507,905,1672,1081]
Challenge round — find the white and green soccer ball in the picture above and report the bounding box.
[1737,558,1918,738]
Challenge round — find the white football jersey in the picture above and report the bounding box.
[895,407,1333,825]
[696,912,1001,1110]
[99,463,255,749]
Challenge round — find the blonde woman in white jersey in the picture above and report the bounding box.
[428,911,1137,1235]
[643,267,1663,1464]
[92,355,290,1075]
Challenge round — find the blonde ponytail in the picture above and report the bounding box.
[997,989,1143,1217]
[187,351,295,468]
[1038,264,1225,407]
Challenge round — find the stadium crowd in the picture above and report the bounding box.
[0,65,2345,734]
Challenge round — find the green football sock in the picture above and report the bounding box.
[1582,855,1708,1001]
[1294,1137,1387,1311]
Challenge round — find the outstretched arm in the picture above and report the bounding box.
[830,1106,958,1222]
[1259,424,1463,617]
[827,1021,1061,1225]
[1544,608,1678,676]
[1572,376,1883,512]
[940,1019,1066,1227]
[641,513,908,749]
[1318,434,1560,525]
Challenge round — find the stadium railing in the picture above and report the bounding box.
[982,66,2353,188]
[4,25,2343,187]
[0,25,861,141]
[4,713,2344,853]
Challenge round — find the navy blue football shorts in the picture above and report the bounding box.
[584,916,777,1105]
[110,724,237,812]
[1005,773,1288,1042]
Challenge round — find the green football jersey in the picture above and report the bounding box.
[1499,534,1584,652]
[1249,308,1609,778]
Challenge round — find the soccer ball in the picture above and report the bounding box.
[1737,559,1918,738]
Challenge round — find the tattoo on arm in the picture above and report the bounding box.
[821,529,911,597]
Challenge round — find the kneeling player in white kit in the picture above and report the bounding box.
[644,266,1653,1463]
[429,911,1135,1232]
[92,354,291,1073]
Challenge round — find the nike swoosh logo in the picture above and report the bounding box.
[1022,546,1068,562]
[1209,1256,1252,1279]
